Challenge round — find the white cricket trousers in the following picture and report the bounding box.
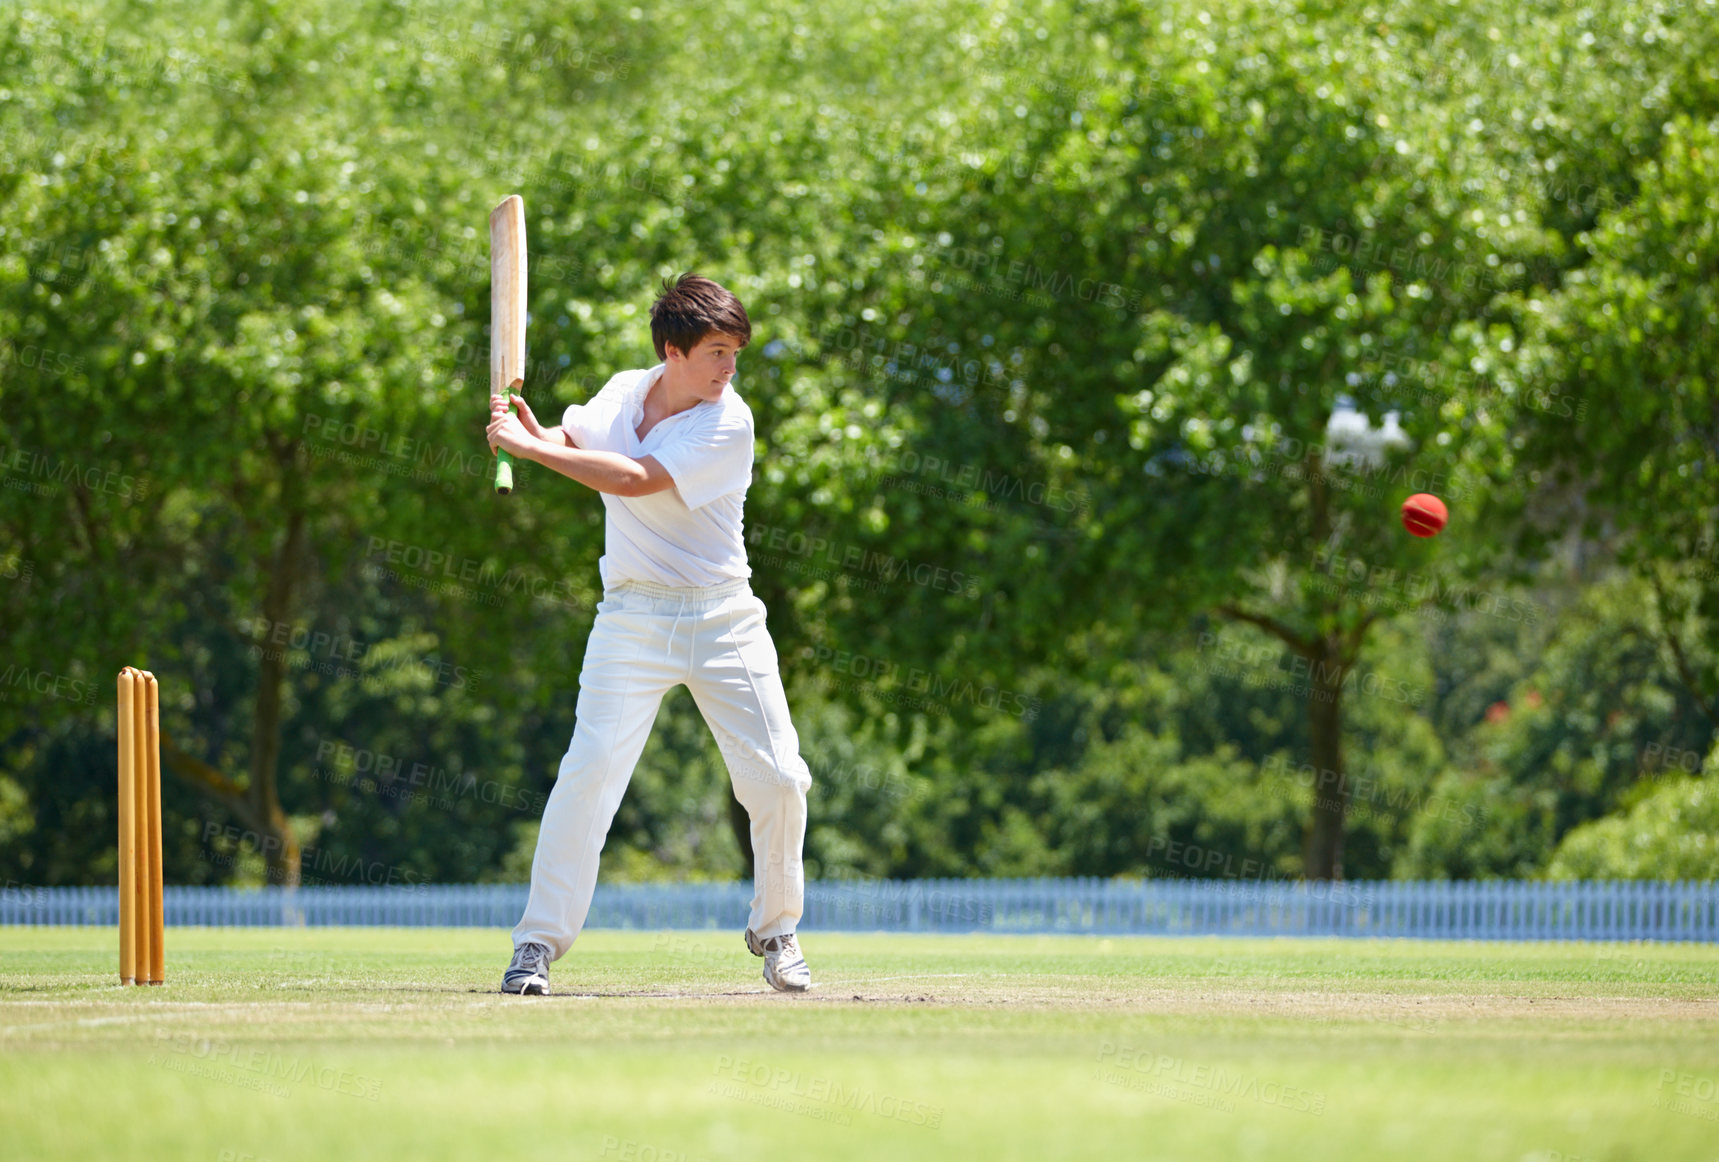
[512,577,811,960]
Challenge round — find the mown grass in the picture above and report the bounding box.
[3,928,1717,1161]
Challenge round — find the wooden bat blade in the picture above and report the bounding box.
[489,194,527,495]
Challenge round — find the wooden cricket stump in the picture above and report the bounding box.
[117,667,165,985]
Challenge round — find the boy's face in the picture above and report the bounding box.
[667,332,744,402]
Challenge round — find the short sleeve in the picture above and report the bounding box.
[561,374,634,449]
[650,405,755,510]
[560,402,592,448]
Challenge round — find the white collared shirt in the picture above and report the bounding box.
[561,363,755,589]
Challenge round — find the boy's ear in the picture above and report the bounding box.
[664,342,685,363]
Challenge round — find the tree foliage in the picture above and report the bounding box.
[2,0,1716,887]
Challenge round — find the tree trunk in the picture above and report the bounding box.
[249,504,308,887]
[1221,436,1375,883]
[1301,634,1348,880]
[165,501,308,886]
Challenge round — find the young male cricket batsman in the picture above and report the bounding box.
[484,273,812,994]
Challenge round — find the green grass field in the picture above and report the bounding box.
[3,928,1717,1161]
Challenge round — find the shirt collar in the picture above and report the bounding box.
[631,363,724,428]
[626,364,666,423]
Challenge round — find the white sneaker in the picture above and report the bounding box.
[502,941,551,995]
[752,931,811,992]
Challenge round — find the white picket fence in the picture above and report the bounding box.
[2,879,1715,940]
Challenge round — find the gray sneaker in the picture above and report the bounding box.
[748,930,811,992]
[502,941,552,995]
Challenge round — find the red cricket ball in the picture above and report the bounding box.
[1401,493,1449,537]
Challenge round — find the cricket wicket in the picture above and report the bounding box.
[117,667,164,985]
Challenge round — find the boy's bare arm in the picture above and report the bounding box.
[524,442,674,497]
[486,395,671,496]
[492,393,576,448]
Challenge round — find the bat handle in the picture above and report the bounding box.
[493,381,521,495]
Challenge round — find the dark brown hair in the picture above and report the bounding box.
[649,273,751,361]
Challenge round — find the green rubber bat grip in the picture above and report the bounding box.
[492,390,519,495]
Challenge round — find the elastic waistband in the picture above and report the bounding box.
[605,577,752,603]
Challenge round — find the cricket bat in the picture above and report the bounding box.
[489,194,528,495]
